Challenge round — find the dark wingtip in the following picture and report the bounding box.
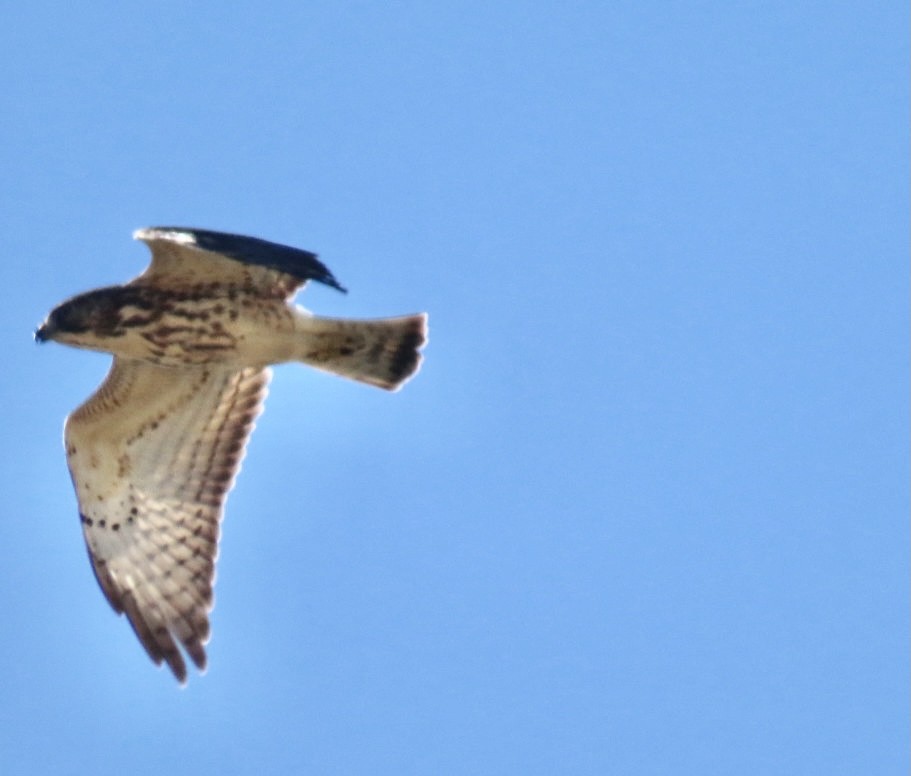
[322,274,348,294]
[137,227,348,293]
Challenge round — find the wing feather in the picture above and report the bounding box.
[132,226,346,298]
[65,359,269,683]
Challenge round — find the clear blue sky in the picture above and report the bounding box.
[1,3,906,774]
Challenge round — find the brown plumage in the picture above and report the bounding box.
[36,227,427,682]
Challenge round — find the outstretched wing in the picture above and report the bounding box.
[64,358,270,683]
[132,226,347,298]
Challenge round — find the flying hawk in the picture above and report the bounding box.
[36,227,427,683]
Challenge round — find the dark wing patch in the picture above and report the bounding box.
[133,227,347,297]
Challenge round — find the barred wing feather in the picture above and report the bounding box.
[64,359,269,682]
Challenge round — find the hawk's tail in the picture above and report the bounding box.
[295,313,427,391]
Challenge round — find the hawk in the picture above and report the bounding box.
[35,227,427,683]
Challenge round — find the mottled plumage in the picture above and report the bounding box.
[36,227,427,683]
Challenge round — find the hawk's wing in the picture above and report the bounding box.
[64,358,270,682]
[132,226,347,298]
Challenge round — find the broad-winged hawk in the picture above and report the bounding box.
[36,227,427,683]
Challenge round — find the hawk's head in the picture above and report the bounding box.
[35,288,134,348]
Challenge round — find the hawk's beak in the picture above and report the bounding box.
[34,321,53,343]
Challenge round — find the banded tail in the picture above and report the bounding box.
[295,313,427,391]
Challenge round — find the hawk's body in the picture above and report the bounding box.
[36,227,427,682]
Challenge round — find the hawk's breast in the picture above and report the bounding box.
[115,289,292,367]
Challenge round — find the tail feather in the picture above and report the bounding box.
[296,313,427,391]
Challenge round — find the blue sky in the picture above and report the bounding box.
[1,3,906,774]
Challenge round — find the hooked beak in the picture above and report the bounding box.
[34,321,53,343]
